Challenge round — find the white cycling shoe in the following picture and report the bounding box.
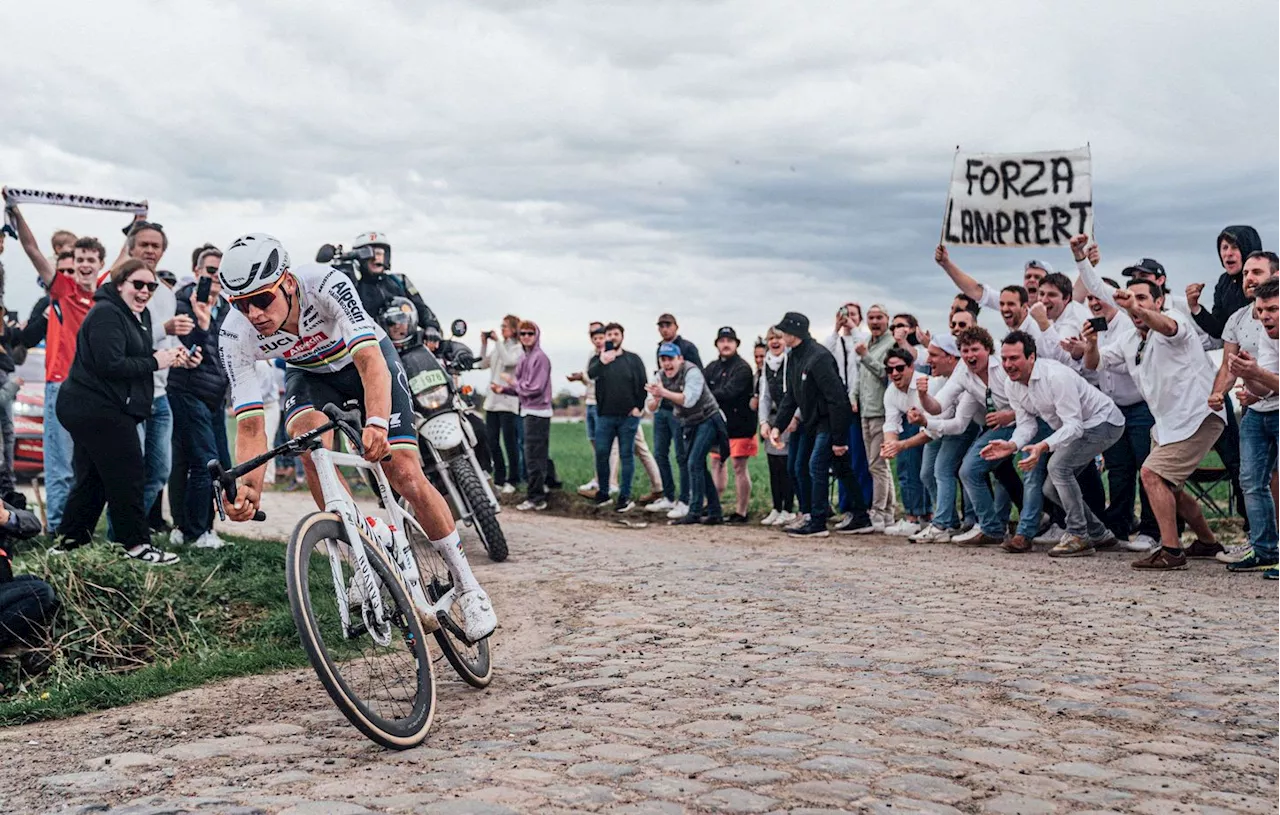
[458,589,498,642]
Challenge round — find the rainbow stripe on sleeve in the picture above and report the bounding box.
[347,332,379,356]
[234,402,265,422]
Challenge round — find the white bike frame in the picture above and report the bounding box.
[310,446,459,642]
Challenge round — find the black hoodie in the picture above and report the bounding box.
[772,337,852,441]
[62,282,159,421]
[1193,224,1263,339]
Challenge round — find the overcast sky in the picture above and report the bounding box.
[3,0,1277,391]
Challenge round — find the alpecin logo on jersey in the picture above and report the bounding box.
[330,279,368,326]
[283,331,331,359]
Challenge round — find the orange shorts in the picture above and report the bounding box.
[711,436,759,459]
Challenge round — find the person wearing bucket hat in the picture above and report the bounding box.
[770,312,873,537]
[705,326,756,523]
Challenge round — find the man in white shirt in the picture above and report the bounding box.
[1036,272,1093,349]
[878,347,933,537]
[981,330,1125,558]
[1223,277,1280,578]
[1084,280,1227,571]
[1214,263,1279,575]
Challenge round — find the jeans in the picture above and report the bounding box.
[919,438,940,519]
[684,417,725,519]
[960,425,1019,537]
[1044,421,1125,539]
[811,429,871,526]
[788,427,814,515]
[653,408,689,503]
[486,410,521,487]
[837,419,874,512]
[523,415,551,500]
[1103,402,1155,538]
[170,392,221,540]
[594,414,642,500]
[142,395,173,520]
[585,403,598,443]
[0,575,60,650]
[515,417,527,482]
[930,423,980,529]
[896,423,929,518]
[1239,408,1279,559]
[43,381,75,530]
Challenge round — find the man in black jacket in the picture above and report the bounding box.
[167,247,231,549]
[705,326,755,523]
[587,323,649,513]
[1189,224,1263,339]
[769,312,873,538]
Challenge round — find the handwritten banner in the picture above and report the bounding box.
[942,146,1092,247]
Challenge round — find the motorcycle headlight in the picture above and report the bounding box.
[415,384,450,412]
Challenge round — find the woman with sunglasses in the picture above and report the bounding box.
[497,321,555,511]
[52,259,191,565]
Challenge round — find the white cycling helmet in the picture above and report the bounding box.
[220,233,290,297]
[352,230,391,270]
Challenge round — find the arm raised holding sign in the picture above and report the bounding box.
[934,245,998,310]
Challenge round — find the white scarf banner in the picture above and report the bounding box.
[3,187,148,235]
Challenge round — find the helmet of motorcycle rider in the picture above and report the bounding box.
[423,322,443,350]
[352,231,391,273]
[219,233,291,299]
[379,297,420,351]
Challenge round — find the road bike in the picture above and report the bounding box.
[211,404,493,749]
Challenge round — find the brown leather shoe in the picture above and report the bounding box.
[1002,534,1032,553]
[1131,547,1188,570]
[957,532,1004,548]
[1184,540,1225,558]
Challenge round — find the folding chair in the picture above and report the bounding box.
[1185,466,1235,517]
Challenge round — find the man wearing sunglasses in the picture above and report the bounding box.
[217,233,496,642]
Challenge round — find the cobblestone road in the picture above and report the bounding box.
[2,493,1276,814]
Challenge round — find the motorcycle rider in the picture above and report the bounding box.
[347,232,438,333]
[217,234,497,642]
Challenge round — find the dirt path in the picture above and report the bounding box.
[1,492,1276,814]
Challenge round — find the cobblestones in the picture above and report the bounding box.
[0,498,1275,813]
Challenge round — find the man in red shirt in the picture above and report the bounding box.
[7,205,104,531]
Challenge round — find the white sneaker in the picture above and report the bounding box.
[192,531,225,549]
[885,520,921,537]
[646,497,675,513]
[760,509,780,526]
[871,517,887,533]
[951,527,984,544]
[773,511,796,526]
[666,502,690,520]
[909,525,952,544]
[501,483,516,495]
[1033,524,1066,546]
[1123,534,1158,553]
[784,513,811,531]
[1216,542,1253,564]
[169,528,185,547]
[457,589,498,641]
[578,480,598,492]
[516,499,544,511]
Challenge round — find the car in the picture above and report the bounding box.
[13,347,45,479]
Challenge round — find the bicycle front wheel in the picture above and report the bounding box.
[286,512,437,749]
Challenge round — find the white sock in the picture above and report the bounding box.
[430,530,481,593]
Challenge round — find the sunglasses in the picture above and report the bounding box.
[891,323,910,331]
[657,321,675,327]
[949,321,968,329]
[230,275,287,314]
[128,279,159,292]
[203,265,220,276]
[1135,335,1149,366]
[519,330,536,337]
[885,364,908,373]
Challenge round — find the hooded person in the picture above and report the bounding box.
[1191,225,1263,339]
[502,320,555,510]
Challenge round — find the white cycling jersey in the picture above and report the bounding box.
[220,263,387,421]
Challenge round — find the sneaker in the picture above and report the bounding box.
[699,515,724,526]
[169,528,185,547]
[773,511,797,526]
[951,527,985,545]
[501,483,517,495]
[516,499,548,511]
[457,589,498,641]
[1124,534,1158,553]
[760,509,781,526]
[591,494,611,508]
[1033,524,1067,546]
[638,490,664,504]
[1048,534,1096,558]
[1226,551,1279,572]
[669,513,703,526]
[957,531,1004,548]
[577,481,599,497]
[646,497,675,513]
[1131,547,1188,571]
[666,502,690,520]
[785,520,829,538]
[1217,543,1254,564]
[1002,534,1032,554]
[1264,568,1278,580]
[1185,540,1225,558]
[909,525,952,544]
[192,531,226,549]
[834,514,875,535]
[884,520,921,537]
[124,544,180,566]
[957,520,976,534]
[871,513,888,533]
[725,513,749,525]
[614,498,636,513]
[1090,533,1119,550]
[608,486,620,497]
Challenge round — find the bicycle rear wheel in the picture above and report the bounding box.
[286,512,436,749]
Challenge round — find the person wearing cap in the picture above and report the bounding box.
[1022,259,1052,300]
[650,314,701,517]
[704,326,756,523]
[1188,224,1264,340]
[587,323,649,513]
[1083,279,1226,571]
[853,305,897,530]
[479,315,525,495]
[768,312,873,537]
[646,343,727,525]
[982,330,1125,559]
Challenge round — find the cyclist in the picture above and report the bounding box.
[216,233,497,641]
[349,231,439,333]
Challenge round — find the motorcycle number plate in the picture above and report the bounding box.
[409,369,447,393]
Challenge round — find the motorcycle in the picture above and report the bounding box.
[398,320,508,562]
